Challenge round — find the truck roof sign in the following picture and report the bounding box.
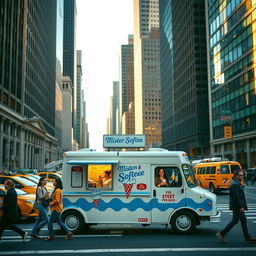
[103,135,146,148]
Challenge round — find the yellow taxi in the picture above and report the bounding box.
[0,185,39,220]
[193,161,242,192]
[0,175,37,194]
[16,174,54,192]
[37,172,61,182]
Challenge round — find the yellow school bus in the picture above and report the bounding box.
[193,161,242,193]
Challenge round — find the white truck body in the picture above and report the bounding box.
[61,149,220,234]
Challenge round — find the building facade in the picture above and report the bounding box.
[119,35,135,134]
[61,76,73,152]
[206,0,256,168]
[0,0,58,170]
[133,0,162,147]
[109,81,119,135]
[63,0,77,138]
[122,102,135,135]
[159,0,210,157]
[76,50,82,146]
[81,90,89,148]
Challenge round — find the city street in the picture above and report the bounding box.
[0,186,256,256]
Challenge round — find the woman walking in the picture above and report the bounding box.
[45,178,73,241]
[31,177,49,239]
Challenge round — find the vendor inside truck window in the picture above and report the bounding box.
[155,167,182,188]
[87,164,113,189]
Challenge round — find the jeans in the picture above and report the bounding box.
[220,210,251,240]
[48,210,70,237]
[31,203,48,236]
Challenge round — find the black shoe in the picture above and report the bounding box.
[245,237,256,243]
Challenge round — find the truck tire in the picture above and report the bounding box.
[61,210,85,234]
[171,210,196,234]
[209,183,215,193]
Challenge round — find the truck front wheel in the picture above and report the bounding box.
[171,210,196,234]
[61,210,85,234]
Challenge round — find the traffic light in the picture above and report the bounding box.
[224,126,232,138]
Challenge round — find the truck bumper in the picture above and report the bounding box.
[210,210,221,223]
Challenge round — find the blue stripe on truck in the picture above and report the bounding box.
[63,197,213,212]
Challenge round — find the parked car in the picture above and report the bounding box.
[0,185,38,220]
[15,169,38,175]
[15,174,54,192]
[0,175,37,194]
[37,171,62,182]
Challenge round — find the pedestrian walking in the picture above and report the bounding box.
[0,179,28,242]
[216,170,256,243]
[45,178,73,241]
[30,177,50,238]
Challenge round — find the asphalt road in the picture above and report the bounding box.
[0,185,256,256]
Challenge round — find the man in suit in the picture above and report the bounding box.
[216,170,256,243]
[0,179,28,242]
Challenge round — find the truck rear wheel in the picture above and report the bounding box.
[171,210,196,234]
[61,210,85,234]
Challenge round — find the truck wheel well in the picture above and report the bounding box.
[170,209,200,225]
[61,209,86,234]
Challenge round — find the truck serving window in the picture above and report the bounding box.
[155,167,182,188]
[87,164,113,189]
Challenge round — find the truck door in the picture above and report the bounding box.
[151,165,185,223]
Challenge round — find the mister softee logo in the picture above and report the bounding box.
[118,165,144,183]
[118,165,145,198]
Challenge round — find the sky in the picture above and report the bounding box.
[76,0,134,150]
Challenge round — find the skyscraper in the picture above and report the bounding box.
[206,0,256,168]
[0,0,58,169]
[159,0,210,156]
[76,50,82,146]
[63,0,77,137]
[110,81,119,135]
[133,0,162,147]
[119,35,134,134]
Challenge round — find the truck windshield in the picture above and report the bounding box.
[182,164,197,188]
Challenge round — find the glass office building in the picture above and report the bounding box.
[159,0,210,156]
[206,0,256,168]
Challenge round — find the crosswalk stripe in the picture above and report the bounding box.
[1,247,256,254]
[1,234,122,240]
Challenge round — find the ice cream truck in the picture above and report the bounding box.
[61,148,221,234]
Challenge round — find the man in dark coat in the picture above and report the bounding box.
[216,170,256,243]
[0,179,28,242]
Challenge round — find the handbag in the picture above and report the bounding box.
[42,197,51,207]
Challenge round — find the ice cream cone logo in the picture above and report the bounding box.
[90,190,102,209]
[93,199,99,208]
[123,183,133,198]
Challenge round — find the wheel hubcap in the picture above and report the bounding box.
[176,215,191,231]
[65,215,79,230]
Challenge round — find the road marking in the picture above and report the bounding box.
[1,234,122,241]
[1,247,256,254]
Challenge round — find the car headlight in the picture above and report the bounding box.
[25,200,34,205]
